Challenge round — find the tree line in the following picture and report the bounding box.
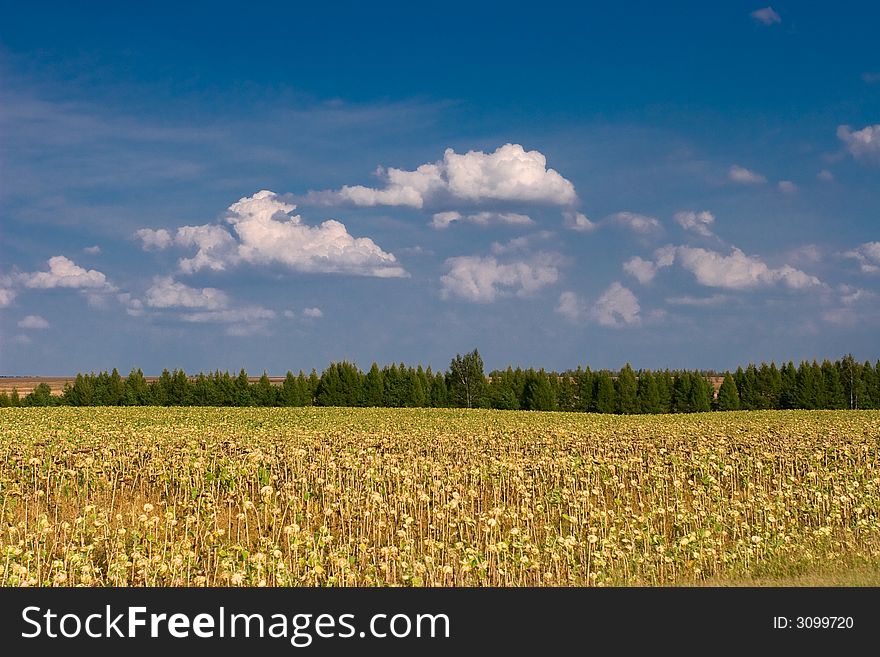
[2,351,879,413]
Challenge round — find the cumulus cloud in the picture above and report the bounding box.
[663,245,821,290]
[623,256,658,284]
[17,314,49,329]
[137,191,407,278]
[728,165,767,184]
[83,245,101,254]
[609,212,662,235]
[310,144,577,208]
[302,307,323,318]
[817,169,835,182]
[0,287,15,308]
[750,6,781,24]
[431,210,534,229]
[593,282,641,327]
[145,276,229,310]
[844,242,880,273]
[563,211,597,232]
[556,283,641,327]
[135,228,174,250]
[674,210,715,237]
[777,180,797,194]
[837,124,880,160]
[555,291,584,322]
[19,256,114,290]
[175,225,238,274]
[440,252,562,303]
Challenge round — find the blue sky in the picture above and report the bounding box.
[1,1,879,375]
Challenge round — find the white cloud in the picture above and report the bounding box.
[135,228,174,250]
[490,232,554,255]
[563,211,597,232]
[302,307,323,318]
[593,282,641,327]
[750,6,781,25]
[440,253,562,303]
[777,180,797,194]
[728,165,767,184]
[333,163,445,208]
[175,224,238,274]
[665,294,728,307]
[145,276,229,310]
[431,210,533,229]
[137,191,407,278]
[623,256,658,284]
[555,291,585,322]
[556,283,641,327]
[17,314,49,330]
[117,293,145,317]
[180,305,277,336]
[674,210,715,237]
[609,211,662,235]
[83,245,101,254]
[0,287,15,308]
[311,143,577,208]
[817,169,835,181]
[669,246,821,290]
[19,256,114,290]
[181,306,276,324]
[844,242,880,273]
[837,124,880,160]
[283,309,296,318]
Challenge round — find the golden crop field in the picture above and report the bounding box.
[1,407,879,587]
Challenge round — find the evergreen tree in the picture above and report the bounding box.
[780,361,798,409]
[821,360,845,409]
[576,368,594,412]
[430,371,448,407]
[234,369,252,406]
[594,371,616,413]
[253,372,277,406]
[636,370,661,414]
[171,369,191,405]
[656,370,674,413]
[152,369,174,406]
[123,368,150,405]
[362,363,384,406]
[795,361,819,409]
[688,375,712,412]
[63,373,95,406]
[523,369,556,411]
[408,368,427,407]
[615,364,638,414]
[672,372,693,413]
[716,372,740,411]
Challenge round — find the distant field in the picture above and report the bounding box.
[1,407,878,586]
[0,375,289,396]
